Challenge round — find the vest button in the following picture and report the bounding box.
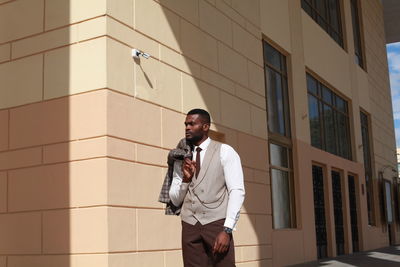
[190,184,194,187]
[201,189,204,193]
[193,211,196,214]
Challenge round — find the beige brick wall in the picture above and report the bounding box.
[0,0,397,266]
[360,0,399,249]
[363,0,397,167]
[105,0,271,266]
[0,0,270,266]
[0,0,111,266]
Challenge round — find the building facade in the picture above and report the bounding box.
[0,0,398,266]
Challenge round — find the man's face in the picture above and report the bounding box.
[185,114,209,144]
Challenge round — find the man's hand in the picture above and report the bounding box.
[213,231,231,254]
[182,158,195,183]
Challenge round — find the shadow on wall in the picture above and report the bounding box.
[141,0,271,265]
[0,0,71,265]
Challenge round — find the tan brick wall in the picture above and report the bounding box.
[0,0,110,266]
[1,0,270,266]
[105,0,270,266]
[360,0,399,249]
[1,0,397,266]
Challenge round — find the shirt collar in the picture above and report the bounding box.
[195,137,211,152]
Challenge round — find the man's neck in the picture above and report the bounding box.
[194,136,209,147]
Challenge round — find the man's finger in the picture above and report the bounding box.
[214,240,222,254]
[220,243,227,253]
[213,241,218,254]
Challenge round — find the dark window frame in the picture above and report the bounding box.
[350,0,365,68]
[360,110,375,225]
[263,42,291,140]
[301,0,344,47]
[263,40,296,229]
[307,73,352,160]
[269,141,296,229]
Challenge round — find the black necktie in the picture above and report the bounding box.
[195,147,202,178]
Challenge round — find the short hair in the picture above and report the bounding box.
[187,108,211,124]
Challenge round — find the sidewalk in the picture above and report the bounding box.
[290,246,400,266]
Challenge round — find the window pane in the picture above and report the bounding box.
[317,17,329,32]
[350,0,364,67]
[361,126,371,171]
[352,9,361,50]
[271,168,291,229]
[336,113,350,159]
[335,95,346,112]
[323,104,336,154]
[328,0,340,32]
[360,111,374,224]
[360,112,372,170]
[316,0,327,19]
[282,78,291,137]
[331,31,342,45]
[301,0,313,16]
[308,95,323,148]
[266,68,286,135]
[322,86,333,104]
[307,73,351,160]
[307,74,318,95]
[270,143,289,168]
[301,0,343,47]
[264,43,281,70]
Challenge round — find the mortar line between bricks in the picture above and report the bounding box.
[0,0,16,7]
[0,87,107,112]
[11,35,107,61]
[0,15,106,46]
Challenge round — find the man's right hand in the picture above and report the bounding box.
[182,158,196,183]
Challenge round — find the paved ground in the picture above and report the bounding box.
[290,246,400,266]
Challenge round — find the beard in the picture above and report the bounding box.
[185,133,203,146]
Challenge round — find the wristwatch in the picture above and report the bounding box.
[223,227,233,234]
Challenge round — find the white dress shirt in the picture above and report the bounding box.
[169,137,245,229]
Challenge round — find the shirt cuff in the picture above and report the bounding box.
[223,217,236,230]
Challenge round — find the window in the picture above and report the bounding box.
[360,111,375,224]
[306,73,352,160]
[264,42,291,138]
[270,143,295,228]
[301,0,343,47]
[263,41,296,229]
[350,0,364,68]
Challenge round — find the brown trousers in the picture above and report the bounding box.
[182,219,235,267]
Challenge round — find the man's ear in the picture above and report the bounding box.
[203,123,210,131]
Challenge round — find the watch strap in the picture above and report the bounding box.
[223,227,233,234]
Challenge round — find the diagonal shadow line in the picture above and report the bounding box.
[134,57,154,89]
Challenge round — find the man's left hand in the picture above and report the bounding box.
[213,231,231,254]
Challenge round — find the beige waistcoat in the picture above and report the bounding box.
[181,140,228,225]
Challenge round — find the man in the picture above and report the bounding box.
[169,108,245,267]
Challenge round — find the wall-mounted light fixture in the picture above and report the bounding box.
[132,49,151,59]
